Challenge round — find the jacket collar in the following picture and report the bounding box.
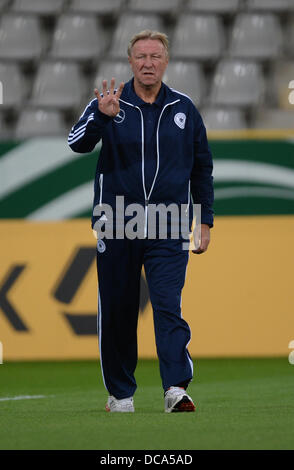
[121,78,180,107]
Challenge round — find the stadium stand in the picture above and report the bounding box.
[163,61,206,106]
[0,61,25,108]
[15,108,68,138]
[128,0,181,16]
[93,59,132,91]
[11,0,65,15]
[0,111,8,138]
[187,0,241,14]
[69,0,125,16]
[0,0,293,136]
[171,14,225,61]
[246,0,294,12]
[0,14,45,61]
[229,13,283,60]
[209,59,265,107]
[270,60,294,110]
[50,14,107,61]
[30,61,85,110]
[252,108,294,128]
[201,107,247,130]
[0,0,10,12]
[109,13,164,58]
[286,14,294,58]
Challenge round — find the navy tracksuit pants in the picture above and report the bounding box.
[96,236,193,399]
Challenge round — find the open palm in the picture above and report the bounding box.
[94,78,124,117]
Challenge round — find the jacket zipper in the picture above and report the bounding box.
[120,98,180,238]
[134,100,180,238]
[99,173,103,206]
[186,180,191,214]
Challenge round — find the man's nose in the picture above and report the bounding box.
[143,57,153,67]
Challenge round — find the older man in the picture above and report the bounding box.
[68,30,214,413]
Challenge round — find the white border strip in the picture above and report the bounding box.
[98,289,108,393]
[0,395,47,402]
[0,139,76,199]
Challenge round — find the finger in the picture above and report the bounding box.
[198,241,208,253]
[197,239,209,253]
[109,77,115,95]
[102,79,107,96]
[115,81,124,100]
[111,96,119,107]
[94,88,101,103]
[192,248,204,255]
[192,239,209,254]
[201,237,210,251]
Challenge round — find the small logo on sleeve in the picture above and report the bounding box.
[97,239,106,253]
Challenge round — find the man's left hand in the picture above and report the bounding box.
[192,224,210,255]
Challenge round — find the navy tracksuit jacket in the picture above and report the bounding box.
[68,79,214,398]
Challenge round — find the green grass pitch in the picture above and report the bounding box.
[0,358,293,450]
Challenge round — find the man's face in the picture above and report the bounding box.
[128,38,169,88]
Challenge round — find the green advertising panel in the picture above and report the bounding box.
[0,138,293,219]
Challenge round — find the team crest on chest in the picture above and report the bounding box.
[174,112,186,129]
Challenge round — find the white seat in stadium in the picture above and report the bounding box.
[210,60,265,107]
[109,14,164,59]
[15,109,68,138]
[11,0,65,15]
[270,60,294,110]
[229,13,283,60]
[0,14,44,61]
[163,61,206,106]
[30,62,84,109]
[252,108,294,129]
[128,0,181,14]
[70,0,124,15]
[93,60,132,90]
[201,107,247,130]
[171,14,225,61]
[246,0,294,12]
[187,0,241,14]
[50,15,106,61]
[0,62,26,108]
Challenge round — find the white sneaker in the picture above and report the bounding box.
[105,395,135,412]
[164,386,195,413]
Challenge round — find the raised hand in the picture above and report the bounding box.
[94,78,124,117]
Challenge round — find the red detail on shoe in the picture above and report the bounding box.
[172,397,196,412]
[105,404,110,412]
[177,401,195,412]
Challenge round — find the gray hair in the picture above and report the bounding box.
[127,30,169,58]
